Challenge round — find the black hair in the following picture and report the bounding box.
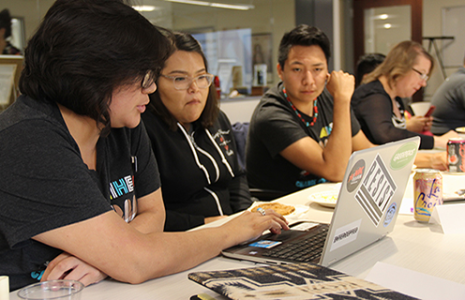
[148,31,218,131]
[278,24,331,70]
[0,9,12,38]
[355,53,386,87]
[19,0,172,136]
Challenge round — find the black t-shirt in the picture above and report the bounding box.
[246,82,361,194]
[142,110,251,231]
[431,67,465,134]
[0,96,160,290]
[351,80,434,149]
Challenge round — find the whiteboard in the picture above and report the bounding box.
[443,5,465,67]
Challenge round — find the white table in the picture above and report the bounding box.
[10,174,465,300]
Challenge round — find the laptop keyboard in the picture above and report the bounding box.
[262,225,329,262]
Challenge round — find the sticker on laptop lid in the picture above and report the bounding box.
[290,222,319,231]
[347,159,365,193]
[355,154,397,227]
[383,202,397,227]
[390,142,418,170]
[330,219,362,252]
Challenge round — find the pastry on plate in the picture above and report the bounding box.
[251,202,295,216]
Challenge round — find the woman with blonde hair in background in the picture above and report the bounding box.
[351,40,458,151]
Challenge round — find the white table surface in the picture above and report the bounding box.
[10,173,465,300]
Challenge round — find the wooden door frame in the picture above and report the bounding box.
[353,0,423,70]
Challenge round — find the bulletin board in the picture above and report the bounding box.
[442,5,465,68]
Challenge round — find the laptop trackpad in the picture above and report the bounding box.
[260,221,321,242]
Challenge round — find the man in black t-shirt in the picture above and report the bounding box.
[246,25,374,194]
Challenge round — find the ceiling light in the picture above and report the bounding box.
[165,0,210,6]
[210,3,254,10]
[133,5,157,11]
[164,0,254,10]
[373,14,390,20]
[384,23,392,29]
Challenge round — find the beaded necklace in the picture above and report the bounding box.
[283,87,318,127]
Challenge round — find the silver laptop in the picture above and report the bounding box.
[222,136,420,267]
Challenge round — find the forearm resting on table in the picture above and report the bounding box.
[35,221,232,284]
[40,226,229,286]
[414,152,447,171]
[34,209,288,285]
[280,106,352,182]
[281,136,349,183]
[433,130,460,149]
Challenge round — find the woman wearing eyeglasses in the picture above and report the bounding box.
[0,2,289,290]
[142,31,252,231]
[351,40,458,150]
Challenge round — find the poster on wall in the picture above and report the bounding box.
[252,33,273,84]
[442,6,465,70]
[193,28,253,96]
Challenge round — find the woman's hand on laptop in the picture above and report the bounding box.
[222,210,289,245]
[257,208,290,235]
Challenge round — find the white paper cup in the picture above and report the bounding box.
[410,102,431,116]
[17,280,83,300]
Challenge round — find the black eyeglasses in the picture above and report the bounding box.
[412,68,429,81]
[160,73,214,90]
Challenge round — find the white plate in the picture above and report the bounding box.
[455,126,465,133]
[308,191,338,208]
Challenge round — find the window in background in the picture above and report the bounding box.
[363,5,411,55]
[193,28,252,95]
[135,0,295,98]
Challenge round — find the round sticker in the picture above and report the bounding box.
[347,159,365,193]
[390,142,417,170]
[383,202,397,227]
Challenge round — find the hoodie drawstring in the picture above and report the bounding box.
[177,123,211,185]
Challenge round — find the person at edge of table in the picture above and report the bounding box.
[246,24,373,196]
[245,25,449,197]
[0,0,288,291]
[430,53,465,135]
[355,52,433,135]
[351,40,458,150]
[142,31,252,231]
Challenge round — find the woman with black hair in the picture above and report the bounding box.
[0,0,288,291]
[142,32,252,231]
